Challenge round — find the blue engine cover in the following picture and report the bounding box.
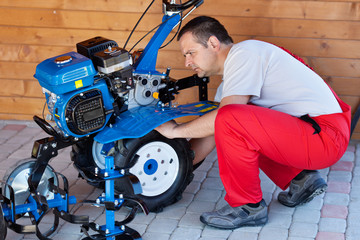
[52,79,114,138]
[34,52,97,95]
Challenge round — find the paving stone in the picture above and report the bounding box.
[340,151,355,161]
[194,189,222,202]
[201,226,232,239]
[346,211,360,227]
[258,226,288,240]
[193,170,207,182]
[156,206,187,220]
[318,218,346,233]
[178,212,203,229]
[323,192,349,206]
[328,170,352,182]
[260,178,276,194]
[1,122,360,240]
[185,180,201,194]
[170,227,202,240]
[51,233,82,240]
[289,222,318,238]
[147,217,179,234]
[293,208,320,223]
[330,161,354,171]
[326,181,351,194]
[201,177,224,190]
[268,200,295,215]
[228,231,258,240]
[2,124,27,131]
[142,232,171,240]
[266,212,292,228]
[195,160,214,172]
[321,204,348,219]
[187,200,216,213]
[288,237,314,240]
[345,226,360,240]
[0,129,19,141]
[207,166,220,178]
[316,232,345,240]
[294,194,324,210]
[172,192,194,207]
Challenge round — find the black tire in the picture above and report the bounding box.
[0,203,6,240]
[71,131,194,212]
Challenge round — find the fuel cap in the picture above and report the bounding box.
[55,55,72,64]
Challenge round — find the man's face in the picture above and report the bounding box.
[179,32,217,77]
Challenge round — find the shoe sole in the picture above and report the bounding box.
[279,179,328,207]
[200,215,268,230]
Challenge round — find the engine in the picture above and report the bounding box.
[34,36,167,138]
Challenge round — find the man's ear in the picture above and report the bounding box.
[208,36,221,51]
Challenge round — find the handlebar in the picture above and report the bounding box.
[162,0,203,12]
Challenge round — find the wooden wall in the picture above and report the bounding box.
[0,0,359,139]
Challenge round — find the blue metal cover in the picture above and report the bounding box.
[34,52,97,95]
[94,101,219,144]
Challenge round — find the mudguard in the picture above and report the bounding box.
[94,101,219,144]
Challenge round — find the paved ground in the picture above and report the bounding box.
[0,120,359,240]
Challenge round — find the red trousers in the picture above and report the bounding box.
[214,96,351,207]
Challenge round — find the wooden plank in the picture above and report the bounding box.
[0,97,44,115]
[0,44,73,63]
[324,77,360,96]
[0,0,163,13]
[0,8,163,31]
[2,36,360,64]
[310,58,360,78]
[1,0,359,21]
[195,0,360,21]
[0,26,154,48]
[0,79,43,98]
[0,62,38,80]
[217,17,360,41]
[0,113,35,121]
[2,15,360,42]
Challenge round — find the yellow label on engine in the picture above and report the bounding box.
[75,80,83,89]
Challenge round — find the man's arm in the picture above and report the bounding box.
[155,95,250,139]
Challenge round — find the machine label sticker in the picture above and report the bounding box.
[75,79,83,89]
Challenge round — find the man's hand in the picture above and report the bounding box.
[155,120,178,139]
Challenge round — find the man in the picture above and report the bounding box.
[155,16,351,229]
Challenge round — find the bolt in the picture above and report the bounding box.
[114,200,119,206]
[120,169,125,175]
[105,229,110,234]
[95,167,99,174]
[104,172,108,177]
[121,225,125,231]
[96,198,100,204]
[51,143,57,148]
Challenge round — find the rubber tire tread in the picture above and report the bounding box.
[70,131,194,212]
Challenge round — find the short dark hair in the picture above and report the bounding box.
[177,16,233,47]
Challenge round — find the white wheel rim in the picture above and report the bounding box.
[92,140,180,197]
[130,141,179,197]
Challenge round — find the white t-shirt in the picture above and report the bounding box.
[214,40,342,117]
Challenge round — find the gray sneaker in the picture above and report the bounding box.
[278,171,327,207]
[200,199,268,229]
